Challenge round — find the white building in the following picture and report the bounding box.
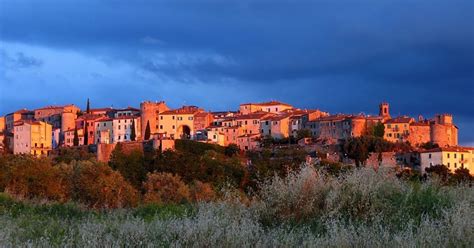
[13,120,52,157]
[420,147,474,175]
[111,116,141,143]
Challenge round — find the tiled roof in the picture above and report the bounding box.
[35,104,77,111]
[240,100,292,107]
[14,120,43,126]
[194,112,211,117]
[421,147,471,153]
[385,117,414,124]
[114,107,140,112]
[235,112,271,120]
[161,106,203,115]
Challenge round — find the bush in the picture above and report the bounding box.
[189,180,215,202]
[70,161,138,208]
[3,156,70,202]
[143,172,190,204]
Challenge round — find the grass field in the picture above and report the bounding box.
[0,167,472,247]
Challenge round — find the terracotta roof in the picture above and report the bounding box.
[314,114,351,122]
[90,107,114,112]
[14,120,43,126]
[240,100,292,107]
[34,104,77,111]
[411,122,430,126]
[385,117,414,124]
[114,107,140,112]
[161,106,203,115]
[78,114,107,121]
[8,109,34,115]
[262,114,291,121]
[421,147,470,153]
[194,112,211,117]
[113,115,139,120]
[235,112,271,120]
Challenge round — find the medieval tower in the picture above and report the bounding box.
[379,102,391,121]
[140,101,170,139]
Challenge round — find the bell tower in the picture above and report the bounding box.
[379,102,391,120]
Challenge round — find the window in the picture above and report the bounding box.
[447,153,450,158]
[461,154,464,160]
[189,117,193,120]
[118,125,121,130]
[118,135,121,140]
[160,116,163,120]
[172,125,175,129]
[172,116,175,120]
[454,154,457,159]
[429,154,432,159]
[160,125,163,129]
[447,163,450,167]
[103,123,106,127]
[454,163,457,168]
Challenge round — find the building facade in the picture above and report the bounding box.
[13,120,52,157]
[420,147,474,175]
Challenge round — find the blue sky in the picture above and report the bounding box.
[0,0,473,145]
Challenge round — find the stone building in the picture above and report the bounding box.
[34,104,80,131]
[420,147,474,175]
[13,120,52,157]
[5,109,35,132]
[305,114,382,144]
[140,101,170,139]
[193,112,214,131]
[158,106,204,139]
[239,101,293,115]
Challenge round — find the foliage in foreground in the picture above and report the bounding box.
[0,167,472,247]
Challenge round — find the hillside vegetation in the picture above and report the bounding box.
[0,165,472,247]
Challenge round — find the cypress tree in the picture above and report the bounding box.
[144,120,151,140]
[130,119,136,141]
[86,98,91,114]
[84,123,89,146]
[73,127,79,146]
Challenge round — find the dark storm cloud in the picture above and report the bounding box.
[0,0,473,144]
[0,50,43,69]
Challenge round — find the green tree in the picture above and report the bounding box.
[144,120,151,140]
[83,124,88,146]
[224,144,240,157]
[73,127,79,146]
[372,122,385,138]
[453,167,472,183]
[130,119,136,141]
[343,137,370,167]
[425,164,451,182]
[296,129,312,140]
[109,144,146,189]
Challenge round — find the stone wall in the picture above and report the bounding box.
[365,152,398,168]
[96,141,157,163]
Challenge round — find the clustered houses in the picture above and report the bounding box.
[0,100,471,174]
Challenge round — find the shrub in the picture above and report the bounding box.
[189,180,215,202]
[4,156,70,202]
[71,161,138,208]
[143,172,190,204]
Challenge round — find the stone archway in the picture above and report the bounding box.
[178,125,191,139]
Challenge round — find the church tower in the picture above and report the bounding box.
[379,102,391,120]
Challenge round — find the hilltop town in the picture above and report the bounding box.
[0,100,472,175]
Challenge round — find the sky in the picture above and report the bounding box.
[0,0,473,145]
